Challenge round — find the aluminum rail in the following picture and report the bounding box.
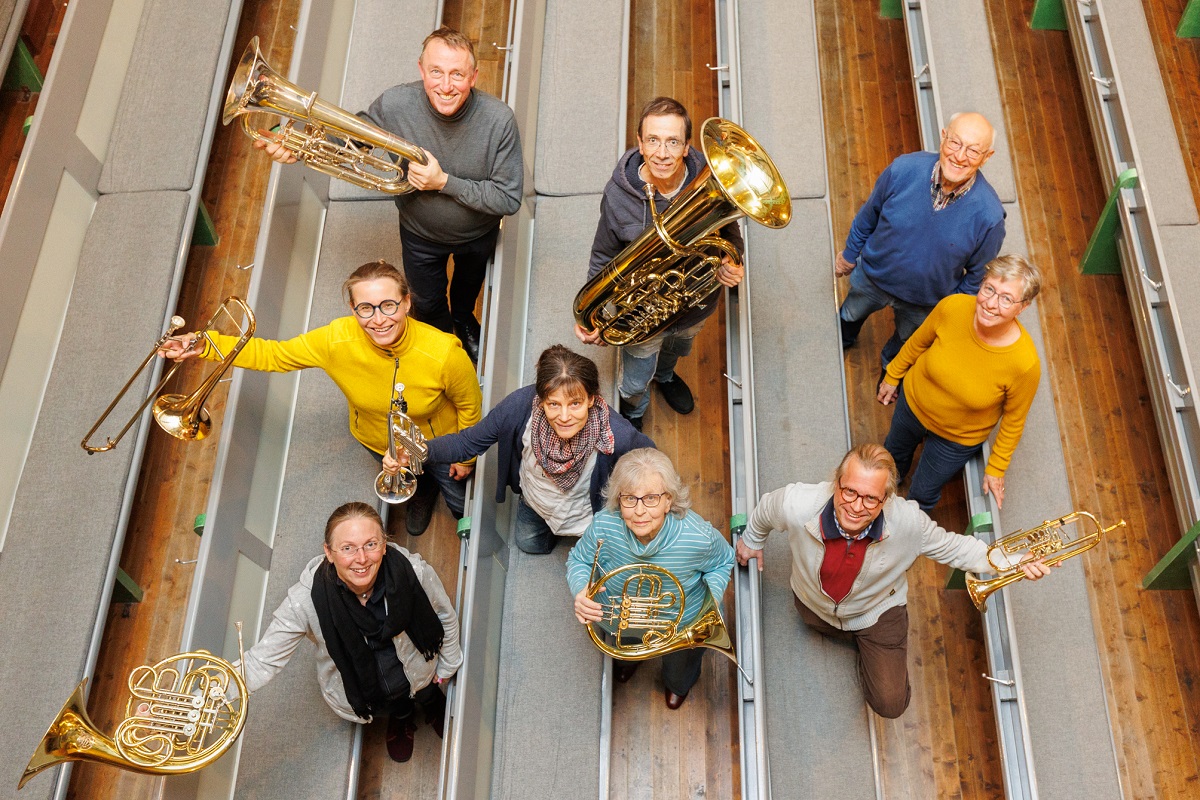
[897,4,1037,796]
[1061,0,1200,611]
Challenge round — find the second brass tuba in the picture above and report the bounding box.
[223,36,428,194]
[573,117,791,346]
[20,639,249,790]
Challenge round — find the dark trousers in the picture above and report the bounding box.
[615,643,705,696]
[366,446,467,519]
[883,386,983,512]
[794,595,911,719]
[382,681,444,722]
[399,225,499,334]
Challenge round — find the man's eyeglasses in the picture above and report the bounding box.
[978,283,1022,310]
[353,300,403,319]
[619,493,667,509]
[642,136,685,154]
[942,134,986,162]
[837,482,884,510]
[334,539,383,558]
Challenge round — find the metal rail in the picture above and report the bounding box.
[1061,0,1200,611]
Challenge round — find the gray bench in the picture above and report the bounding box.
[233,200,404,800]
[0,191,191,799]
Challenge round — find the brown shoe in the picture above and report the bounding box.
[386,714,417,762]
[613,661,639,684]
[665,689,688,710]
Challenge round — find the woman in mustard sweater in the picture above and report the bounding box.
[160,260,481,535]
[876,254,1041,512]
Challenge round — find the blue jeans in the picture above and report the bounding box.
[513,496,559,554]
[367,447,467,518]
[839,262,936,367]
[619,319,706,418]
[883,387,982,512]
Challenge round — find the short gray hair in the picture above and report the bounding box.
[602,448,691,518]
[983,253,1042,302]
[833,444,899,499]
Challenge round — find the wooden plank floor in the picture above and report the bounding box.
[814,2,1004,798]
[64,3,300,797]
[1141,0,1200,214]
[608,3,738,800]
[984,4,1200,798]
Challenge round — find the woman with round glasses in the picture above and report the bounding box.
[566,448,735,709]
[238,502,461,763]
[877,254,1042,511]
[416,344,653,554]
[159,260,481,535]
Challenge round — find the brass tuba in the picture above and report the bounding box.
[573,117,791,346]
[966,511,1126,611]
[375,383,428,504]
[584,541,736,664]
[82,297,256,453]
[223,36,428,194]
[20,637,248,789]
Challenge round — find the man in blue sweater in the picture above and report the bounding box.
[837,112,1005,368]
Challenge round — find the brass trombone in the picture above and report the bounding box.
[966,510,1126,611]
[81,297,256,453]
[223,36,428,194]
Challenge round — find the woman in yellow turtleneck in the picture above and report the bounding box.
[877,254,1042,512]
[160,260,481,536]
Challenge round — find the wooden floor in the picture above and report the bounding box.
[65,2,300,797]
[815,3,1003,798]
[610,4,737,800]
[1142,0,1200,213]
[985,3,1200,798]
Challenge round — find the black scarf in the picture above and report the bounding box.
[310,546,444,719]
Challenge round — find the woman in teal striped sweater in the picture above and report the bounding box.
[566,448,735,709]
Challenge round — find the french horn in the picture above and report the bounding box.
[573,117,791,346]
[966,511,1126,611]
[20,629,248,789]
[223,36,428,194]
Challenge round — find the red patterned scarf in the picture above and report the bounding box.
[530,395,616,492]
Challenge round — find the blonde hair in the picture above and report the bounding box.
[342,260,411,306]
[833,444,899,499]
[323,502,384,546]
[983,253,1042,302]
[603,448,690,518]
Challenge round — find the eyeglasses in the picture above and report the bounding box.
[942,134,986,162]
[837,482,884,510]
[619,493,667,509]
[334,539,383,559]
[353,299,403,319]
[978,283,1022,310]
[642,136,685,154]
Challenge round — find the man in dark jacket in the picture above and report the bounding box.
[574,97,745,431]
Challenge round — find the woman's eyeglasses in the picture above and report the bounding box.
[978,283,1021,310]
[353,300,402,319]
[619,493,667,509]
[334,539,383,558]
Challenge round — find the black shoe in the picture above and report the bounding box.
[613,661,639,684]
[664,688,688,710]
[655,375,694,415]
[453,316,481,364]
[424,688,447,739]
[386,714,417,762]
[406,491,436,536]
[618,398,644,432]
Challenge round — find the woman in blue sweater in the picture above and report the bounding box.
[422,345,653,553]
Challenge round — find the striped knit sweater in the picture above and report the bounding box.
[566,508,735,629]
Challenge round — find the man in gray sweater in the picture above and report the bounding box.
[736,443,1050,718]
[259,27,524,363]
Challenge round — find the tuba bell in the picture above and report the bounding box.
[584,541,737,664]
[20,637,248,790]
[82,297,256,453]
[573,117,791,346]
[966,511,1126,611]
[375,383,429,504]
[223,36,428,194]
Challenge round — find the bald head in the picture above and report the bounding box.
[938,112,995,191]
[946,112,995,151]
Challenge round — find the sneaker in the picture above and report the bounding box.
[655,375,694,415]
[405,491,436,537]
[618,398,644,432]
[385,714,417,762]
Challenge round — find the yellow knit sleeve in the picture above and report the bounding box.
[984,353,1041,476]
[202,324,334,374]
[884,299,946,383]
[441,346,483,464]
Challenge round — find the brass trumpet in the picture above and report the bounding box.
[585,546,736,664]
[223,36,428,194]
[375,383,428,504]
[573,117,791,346]
[20,626,248,789]
[966,511,1126,612]
[81,297,256,453]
